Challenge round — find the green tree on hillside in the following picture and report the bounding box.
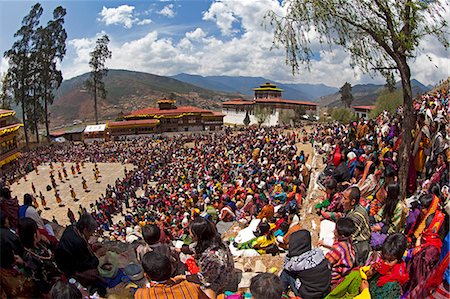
[339,82,354,108]
[33,6,67,142]
[331,107,356,123]
[267,0,449,197]
[370,89,403,117]
[4,3,43,148]
[85,34,111,124]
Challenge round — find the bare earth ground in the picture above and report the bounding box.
[10,162,134,226]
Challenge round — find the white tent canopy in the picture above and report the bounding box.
[84,124,106,133]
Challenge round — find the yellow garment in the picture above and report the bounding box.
[252,235,275,254]
[354,288,371,299]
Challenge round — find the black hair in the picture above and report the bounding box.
[336,217,356,237]
[382,233,407,263]
[142,224,161,245]
[76,214,97,234]
[0,187,11,200]
[325,177,338,191]
[383,184,401,222]
[348,186,361,205]
[23,193,33,206]
[279,221,290,234]
[141,251,171,281]
[189,217,224,258]
[250,273,284,299]
[419,193,434,209]
[18,217,38,249]
[384,165,397,178]
[430,183,441,198]
[50,280,82,299]
[355,161,365,171]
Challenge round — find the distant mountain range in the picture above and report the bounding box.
[45,69,431,128]
[319,79,430,107]
[50,69,243,127]
[171,73,338,100]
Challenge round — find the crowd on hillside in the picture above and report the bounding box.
[0,86,449,299]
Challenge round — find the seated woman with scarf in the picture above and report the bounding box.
[405,193,447,294]
[280,229,331,299]
[370,183,408,250]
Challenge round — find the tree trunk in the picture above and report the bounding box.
[21,97,29,149]
[397,58,414,199]
[44,87,50,143]
[34,93,39,144]
[94,79,98,124]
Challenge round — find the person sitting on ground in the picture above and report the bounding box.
[134,251,208,299]
[368,233,409,299]
[251,221,278,255]
[0,211,24,258]
[342,186,371,266]
[321,217,356,288]
[188,217,234,298]
[19,193,57,247]
[250,273,284,299]
[316,177,344,221]
[280,229,331,299]
[136,224,183,276]
[19,217,62,296]
[55,214,106,296]
[0,244,36,298]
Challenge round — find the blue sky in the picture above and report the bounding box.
[1,0,449,87]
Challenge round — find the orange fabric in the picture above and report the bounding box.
[134,279,209,299]
[413,195,440,240]
[257,204,274,220]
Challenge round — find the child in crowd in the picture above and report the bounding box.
[368,233,409,299]
[322,217,356,288]
[135,251,208,299]
[136,224,183,276]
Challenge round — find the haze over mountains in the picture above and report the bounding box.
[49,69,431,128]
[171,73,338,100]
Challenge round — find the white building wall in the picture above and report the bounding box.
[222,108,279,126]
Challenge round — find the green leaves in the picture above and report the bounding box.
[85,34,112,124]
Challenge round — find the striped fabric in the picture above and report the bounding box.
[134,279,209,299]
[325,238,356,284]
[346,204,371,243]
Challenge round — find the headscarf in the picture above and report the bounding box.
[413,195,440,240]
[287,229,311,257]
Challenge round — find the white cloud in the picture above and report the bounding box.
[137,19,152,26]
[185,28,206,40]
[158,4,176,18]
[202,2,237,36]
[99,5,153,29]
[0,57,9,77]
[99,5,137,29]
[62,0,449,89]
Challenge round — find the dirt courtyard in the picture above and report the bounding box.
[10,162,134,226]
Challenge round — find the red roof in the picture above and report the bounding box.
[107,119,159,128]
[353,105,376,110]
[222,100,256,105]
[126,105,210,117]
[255,98,319,106]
